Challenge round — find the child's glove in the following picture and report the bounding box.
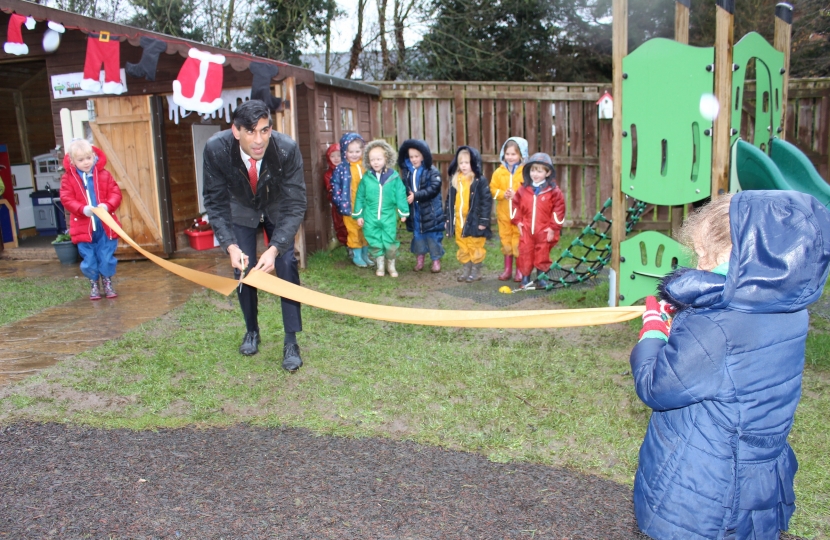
[83,205,94,217]
[639,296,671,340]
[98,203,108,212]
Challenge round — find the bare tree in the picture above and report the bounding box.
[346,0,368,78]
[377,0,391,78]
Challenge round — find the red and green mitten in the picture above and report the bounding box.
[639,296,671,341]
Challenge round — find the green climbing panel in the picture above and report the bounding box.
[622,38,713,206]
[618,231,692,306]
[731,32,785,150]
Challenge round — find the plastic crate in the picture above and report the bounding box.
[184,229,215,250]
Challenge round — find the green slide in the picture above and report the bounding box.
[733,138,830,208]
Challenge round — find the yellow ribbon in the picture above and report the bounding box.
[93,207,644,328]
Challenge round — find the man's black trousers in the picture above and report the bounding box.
[233,221,302,335]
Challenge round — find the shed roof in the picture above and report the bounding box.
[1,0,377,96]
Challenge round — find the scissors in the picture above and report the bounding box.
[238,252,248,292]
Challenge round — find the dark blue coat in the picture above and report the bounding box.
[445,146,492,239]
[630,191,830,540]
[398,139,445,234]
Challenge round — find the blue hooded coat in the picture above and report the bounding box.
[330,132,365,216]
[630,191,830,540]
[398,139,445,234]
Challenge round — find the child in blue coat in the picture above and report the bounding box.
[631,191,830,540]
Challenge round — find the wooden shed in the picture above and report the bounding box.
[0,0,379,259]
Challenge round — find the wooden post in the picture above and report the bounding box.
[674,0,690,45]
[611,0,628,306]
[672,0,691,237]
[711,0,735,199]
[773,2,792,140]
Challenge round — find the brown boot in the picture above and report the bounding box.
[457,262,472,282]
[467,262,483,282]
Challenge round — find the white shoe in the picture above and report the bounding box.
[376,256,385,277]
[387,258,398,277]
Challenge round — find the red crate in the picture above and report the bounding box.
[185,229,215,250]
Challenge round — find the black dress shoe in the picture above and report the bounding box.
[282,343,303,372]
[239,331,260,356]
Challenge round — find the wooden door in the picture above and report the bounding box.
[272,77,307,268]
[89,95,167,258]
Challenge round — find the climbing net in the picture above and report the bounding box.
[539,197,649,291]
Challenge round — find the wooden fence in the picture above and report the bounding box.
[375,79,829,231]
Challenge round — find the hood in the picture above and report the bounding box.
[397,139,433,170]
[499,137,529,169]
[325,143,340,169]
[63,145,108,175]
[363,139,397,174]
[522,152,556,187]
[448,146,483,178]
[664,191,830,313]
[338,132,365,163]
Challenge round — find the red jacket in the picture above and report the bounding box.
[510,182,566,239]
[59,146,122,244]
[323,143,340,196]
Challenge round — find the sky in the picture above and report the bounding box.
[306,0,427,54]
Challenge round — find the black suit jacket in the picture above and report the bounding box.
[202,130,307,255]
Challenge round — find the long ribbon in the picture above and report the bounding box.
[92,207,644,328]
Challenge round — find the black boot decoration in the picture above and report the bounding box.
[249,62,283,112]
[126,36,167,81]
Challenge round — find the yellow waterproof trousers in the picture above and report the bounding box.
[495,200,520,257]
[455,227,486,264]
[343,215,367,249]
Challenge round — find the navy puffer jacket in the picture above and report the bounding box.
[630,191,830,540]
[445,146,491,239]
[398,139,445,234]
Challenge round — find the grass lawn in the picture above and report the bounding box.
[0,276,88,327]
[1,233,828,537]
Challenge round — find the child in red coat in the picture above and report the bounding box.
[511,152,566,288]
[323,143,347,249]
[59,139,123,300]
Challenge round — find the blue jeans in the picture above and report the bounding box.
[78,226,118,280]
[411,229,445,260]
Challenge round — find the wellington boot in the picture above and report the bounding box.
[352,249,368,268]
[414,254,425,271]
[467,262,483,282]
[498,255,513,281]
[430,259,441,273]
[457,262,472,282]
[514,267,524,283]
[361,246,375,267]
[387,258,398,277]
[376,256,386,277]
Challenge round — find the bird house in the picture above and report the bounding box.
[597,91,613,119]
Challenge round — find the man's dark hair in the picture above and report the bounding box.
[232,99,272,131]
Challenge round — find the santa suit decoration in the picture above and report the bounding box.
[172,48,226,115]
[4,14,36,56]
[80,33,124,94]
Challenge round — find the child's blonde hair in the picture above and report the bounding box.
[679,194,733,271]
[68,139,94,162]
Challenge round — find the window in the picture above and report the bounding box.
[341,108,355,131]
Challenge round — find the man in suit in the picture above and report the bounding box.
[202,99,306,372]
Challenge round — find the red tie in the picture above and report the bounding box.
[247,158,258,193]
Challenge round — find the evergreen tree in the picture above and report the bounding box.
[128,0,204,42]
[243,0,334,65]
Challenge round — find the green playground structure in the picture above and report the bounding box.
[514,4,827,307]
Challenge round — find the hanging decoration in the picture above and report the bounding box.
[42,21,65,53]
[166,88,250,125]
[80,33,124,94]
[172,48,226,115]
[249,62,282,112]
[4,13,36,56]
[125,36,167,81]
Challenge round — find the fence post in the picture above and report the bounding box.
[454,85,466,148]
[774,3,793,140]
